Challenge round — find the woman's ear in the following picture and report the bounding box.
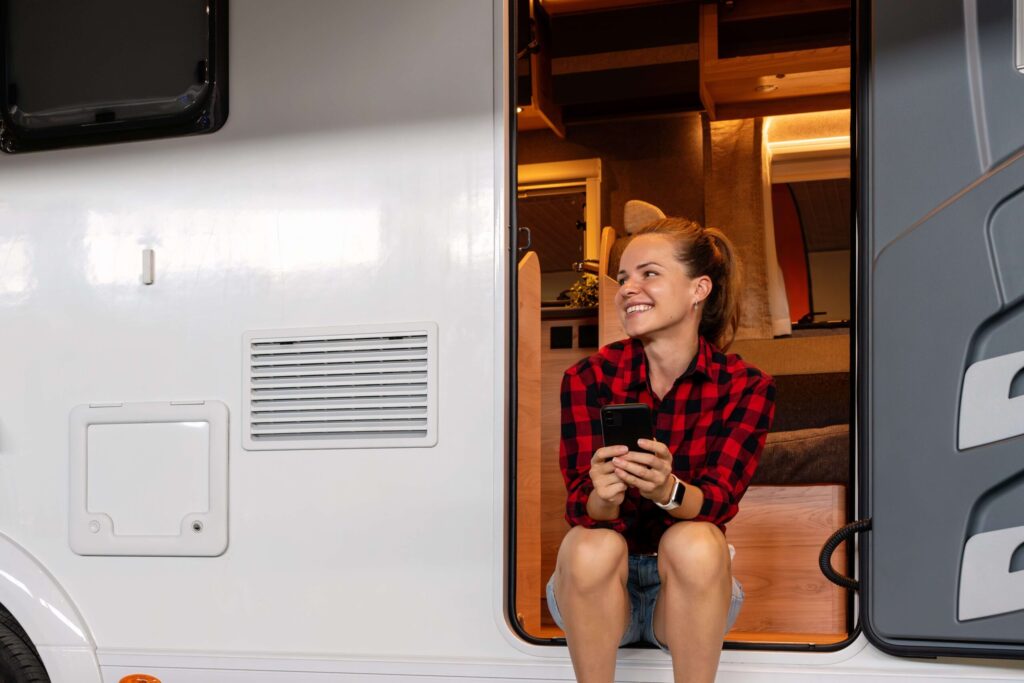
[694,276,713,304]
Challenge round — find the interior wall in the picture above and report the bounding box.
[808,250,852,321]
[517,114,705,230]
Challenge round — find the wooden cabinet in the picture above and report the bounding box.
[700,2,851,120]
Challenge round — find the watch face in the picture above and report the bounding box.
[671,480,685,506]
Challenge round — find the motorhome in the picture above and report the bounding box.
[1,0,1024,681]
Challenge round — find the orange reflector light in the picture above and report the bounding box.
[120,675,161,683]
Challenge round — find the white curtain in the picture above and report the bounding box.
[761,135,793,337]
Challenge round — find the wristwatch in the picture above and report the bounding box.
[655,476,685,511]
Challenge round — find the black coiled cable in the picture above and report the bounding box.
[819,518,872,590]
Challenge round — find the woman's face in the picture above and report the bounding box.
[614,234,708,341]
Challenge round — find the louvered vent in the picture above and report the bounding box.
[243,323,437,450]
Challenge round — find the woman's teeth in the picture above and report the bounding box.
[627,304,652,314]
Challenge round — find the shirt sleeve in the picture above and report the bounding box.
[689,371,776,528]
[559,365,636,531]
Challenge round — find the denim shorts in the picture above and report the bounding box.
[545,553,744,653]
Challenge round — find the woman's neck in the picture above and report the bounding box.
[642,331,699,399]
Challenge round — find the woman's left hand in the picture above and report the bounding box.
[611,438,677,504]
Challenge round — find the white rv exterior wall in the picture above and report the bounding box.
[1,1,1024,681]
[0,0,502,659]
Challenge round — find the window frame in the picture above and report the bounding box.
[0,0,229,153]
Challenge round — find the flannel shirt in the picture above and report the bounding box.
[559,335,776,554]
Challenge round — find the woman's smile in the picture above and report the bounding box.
[625,303,654,316]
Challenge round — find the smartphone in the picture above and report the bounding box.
[600,403,654,454]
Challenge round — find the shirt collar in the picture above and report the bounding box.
[625,335,714,392]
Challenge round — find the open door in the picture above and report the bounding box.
[864,0,1024,658]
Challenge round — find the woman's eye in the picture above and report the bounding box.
[617,277,626,285]
[644,270,657,278]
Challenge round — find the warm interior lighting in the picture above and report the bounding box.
[767,135,850,151]
[516,106,523,113]
[764,109,851,145]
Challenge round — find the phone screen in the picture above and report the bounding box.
[600,403,653,453]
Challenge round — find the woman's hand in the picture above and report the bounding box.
[589,445,629,506]
[612,438,676,504]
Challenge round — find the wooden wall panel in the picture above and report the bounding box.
[598,275,626,347]
[726,485,848,641]
[516,253,543,634]
[539,316,596,627]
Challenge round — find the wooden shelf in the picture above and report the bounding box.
[517,0,566,137]
[517,104,557,132]
[717,0,850,24]
[699,4,850,120]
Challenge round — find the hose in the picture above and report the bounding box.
[819,517,872,590]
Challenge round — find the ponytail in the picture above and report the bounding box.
[700,227,742,351]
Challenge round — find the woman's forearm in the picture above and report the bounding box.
[667,481,704,520]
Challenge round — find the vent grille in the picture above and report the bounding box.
[243,324,437,450]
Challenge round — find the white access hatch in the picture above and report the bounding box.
[69,401,229,556]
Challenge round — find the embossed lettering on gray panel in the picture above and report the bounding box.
[959,350,1024,449]
[960,525,1024,621]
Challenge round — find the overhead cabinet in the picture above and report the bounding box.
[699,1,850,120]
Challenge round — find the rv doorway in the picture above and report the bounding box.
[509,0,856,653]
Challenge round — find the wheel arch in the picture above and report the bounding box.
[0,532,98,678]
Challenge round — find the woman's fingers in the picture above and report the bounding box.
[614,457,668,486]
[613,465,662,493]
[600,480,627,495]
[614,457,666,480]
[637,438,672,462]
[596,444,629,459]
[593,474,627,504]
[618,451,659,468]
[592,445,628,466]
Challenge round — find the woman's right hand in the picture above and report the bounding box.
[589,445,629,506]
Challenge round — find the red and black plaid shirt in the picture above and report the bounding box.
[560,335,776,554]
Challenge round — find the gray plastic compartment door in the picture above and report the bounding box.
[866,0,1024,658]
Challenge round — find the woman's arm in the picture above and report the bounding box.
[560,366,636,530]
[688,371,776,527]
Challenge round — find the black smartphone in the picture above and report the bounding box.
[600,403,654,454]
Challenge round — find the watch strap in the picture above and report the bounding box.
[655,476,684,511]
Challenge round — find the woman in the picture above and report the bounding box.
[546,217,776,683]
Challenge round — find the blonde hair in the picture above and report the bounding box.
[633,217,742,350]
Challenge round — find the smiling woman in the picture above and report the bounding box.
[548,217,775,683]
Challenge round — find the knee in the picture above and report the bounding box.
[657,522,730,589]
[556,527,628,595]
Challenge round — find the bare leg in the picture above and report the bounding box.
[652,522,732,683]
[552,526,630,683]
